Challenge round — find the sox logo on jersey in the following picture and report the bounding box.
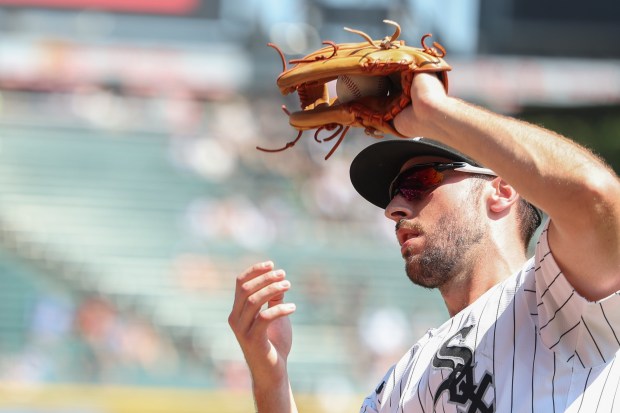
[432,325,494,413]
[360,224,620,413]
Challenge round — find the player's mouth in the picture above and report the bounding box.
[397,228,423,256]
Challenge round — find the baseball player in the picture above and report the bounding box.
[228,71,620,412]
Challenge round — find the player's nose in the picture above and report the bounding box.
[384,194,415,222]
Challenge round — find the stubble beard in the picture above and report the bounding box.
[402,207,485,290]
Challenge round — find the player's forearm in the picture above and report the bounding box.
[252,374,298,413]
[407,90,620,298]
[416,94,619,229]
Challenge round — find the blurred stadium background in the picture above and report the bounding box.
[0,0,618,412]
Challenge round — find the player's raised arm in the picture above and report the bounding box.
[228,261,298,413]
[394,72,620,301]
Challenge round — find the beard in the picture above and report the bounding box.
[400,204,485,290]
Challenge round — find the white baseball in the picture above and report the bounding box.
[336,74,390,103]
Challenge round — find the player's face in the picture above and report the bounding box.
[384,156,488,289]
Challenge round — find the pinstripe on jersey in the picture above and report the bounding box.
[360,222,620,412]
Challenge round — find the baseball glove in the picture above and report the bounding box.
[257,20,451,160]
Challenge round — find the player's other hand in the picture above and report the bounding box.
[393,72,450,138]
[228,261,296,384]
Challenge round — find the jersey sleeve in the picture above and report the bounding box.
[535,220,620,368]
[359,366,393,413]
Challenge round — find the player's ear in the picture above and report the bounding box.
[487,177,520,216]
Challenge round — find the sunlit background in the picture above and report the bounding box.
[0,0,618,412]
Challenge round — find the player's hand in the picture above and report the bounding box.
[228,261,296,385]
[393,72,450,138]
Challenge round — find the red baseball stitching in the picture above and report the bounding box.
[341,75,362,99]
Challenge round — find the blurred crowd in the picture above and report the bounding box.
[0,82,442,393]
[1,294,183,384]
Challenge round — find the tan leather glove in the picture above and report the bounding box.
[257,20,451,159]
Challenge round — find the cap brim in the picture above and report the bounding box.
[349,138,484,209]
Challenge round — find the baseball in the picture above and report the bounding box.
[336,74,390,103]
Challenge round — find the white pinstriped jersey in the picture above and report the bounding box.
[360,222,620,412]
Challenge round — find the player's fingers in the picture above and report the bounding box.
[249,301,296,336]
[237,278,292,332]
[231,268,287,323]
[238,260,274,285]
[394,73,445,137]
[410,72,447,110]
[267,285,288,306]
[230,261,276,318]
[239,269,287,302]
[393,106,415,137]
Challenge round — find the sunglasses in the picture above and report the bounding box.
[389,162,496,202]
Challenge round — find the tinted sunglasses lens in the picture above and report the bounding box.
[391,167,444,201]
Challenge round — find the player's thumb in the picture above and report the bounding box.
[393,106,416,137]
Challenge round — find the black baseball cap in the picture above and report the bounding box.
[349,137,543,227]
[350,137,488,209]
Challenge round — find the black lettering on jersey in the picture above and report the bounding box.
[432,326,495,413]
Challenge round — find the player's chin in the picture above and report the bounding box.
[400,241,421,259]
[405,266,445,289]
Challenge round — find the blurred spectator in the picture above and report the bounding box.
[172,253,220,293]
[184,196,277,251]
[301,158,358,220]
[70,83,135,130]
[169,133,238,181]
[357,306,412,387]
[215,359,252,391]
[30,295,73,345]
[74,296,179,382]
